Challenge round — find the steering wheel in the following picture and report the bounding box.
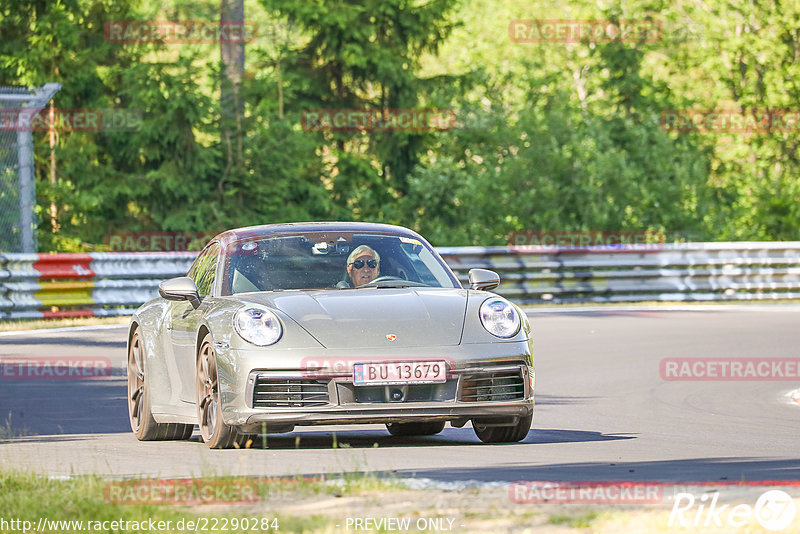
[362,275,403,286]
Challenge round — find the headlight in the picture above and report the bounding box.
[479,297,521,338]
[233,307,282,346]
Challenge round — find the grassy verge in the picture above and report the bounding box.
[6,470,799,533]
[0,316,129,332]
[0,470,405,533]
[0,415,20,443]
[0,469,640,533]
[547,510,601,528]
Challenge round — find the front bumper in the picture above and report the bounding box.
[240,402,533,430]
[216,340,535,428]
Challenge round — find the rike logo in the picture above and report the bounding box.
[669,490,796,530]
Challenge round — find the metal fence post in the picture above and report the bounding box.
[0,83,61,253]
[16,129,34,252]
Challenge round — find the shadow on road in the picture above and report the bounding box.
[177,426,635,450]
[534,394,597,405]
[0,373,626,446]
[0,377,130,436]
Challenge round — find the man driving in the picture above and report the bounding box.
[345,245,380,287]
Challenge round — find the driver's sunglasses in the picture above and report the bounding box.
[350,259,378,270]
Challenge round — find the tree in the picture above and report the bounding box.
[259,0,461,212]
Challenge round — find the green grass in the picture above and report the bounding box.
[0,422,13,442]
[246,470,400,500]
[547,510,600,528]
[1,471,195,532]
[0,469,401,533]
[0,413,26,442]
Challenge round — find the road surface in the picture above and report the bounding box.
[1,307,798,483]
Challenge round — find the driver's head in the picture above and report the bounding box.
[347,245,380,287]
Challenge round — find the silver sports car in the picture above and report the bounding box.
[127,222,534,448]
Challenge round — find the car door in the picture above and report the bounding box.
[168,241,220,403]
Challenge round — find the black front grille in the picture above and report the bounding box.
[352,381,458,403]
[459,367,525,402]
[252,377,330,408]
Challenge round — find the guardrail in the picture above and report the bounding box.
[0,253,196,320]
[1,242,799,319]
[439,242,800,304]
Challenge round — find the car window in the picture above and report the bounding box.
[223,234,459,294]
[188,242,220,296]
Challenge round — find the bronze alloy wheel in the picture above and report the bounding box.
[127,327,193,440]
[196,334,252,449]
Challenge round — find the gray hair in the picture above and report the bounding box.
[347,245,380,265]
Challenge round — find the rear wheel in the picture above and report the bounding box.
[196,334,251,449]
[473,413,532,443]
[127,327,193,441]
[386,421,446,437]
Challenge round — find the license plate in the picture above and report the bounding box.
[353,361,448,386]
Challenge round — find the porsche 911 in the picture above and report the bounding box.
[126,222,534,448]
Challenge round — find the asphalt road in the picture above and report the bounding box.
[1,307,799,483]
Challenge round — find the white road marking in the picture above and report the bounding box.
[0,323,128,337]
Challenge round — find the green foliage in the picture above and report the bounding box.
[0,0,797,250]
[259,0,462,212]
[548,510,600,528]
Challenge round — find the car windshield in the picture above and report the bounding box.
[223,233,459,294]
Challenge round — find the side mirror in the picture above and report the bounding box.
[158,277,201,308]
[468,268,500,291]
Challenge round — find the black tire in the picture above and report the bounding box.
[386,421,446,437]
[127,327,193,441]
[473,413,532,443]
[196,334,250,449]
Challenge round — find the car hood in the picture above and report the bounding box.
[235,288,468,349]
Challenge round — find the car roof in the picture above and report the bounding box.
[214,222,424,248]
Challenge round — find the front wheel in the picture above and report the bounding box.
[473,413,532,443]
[196,334,251,449]
[386,421,446,436]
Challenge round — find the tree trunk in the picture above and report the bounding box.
[220,0,245,203]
